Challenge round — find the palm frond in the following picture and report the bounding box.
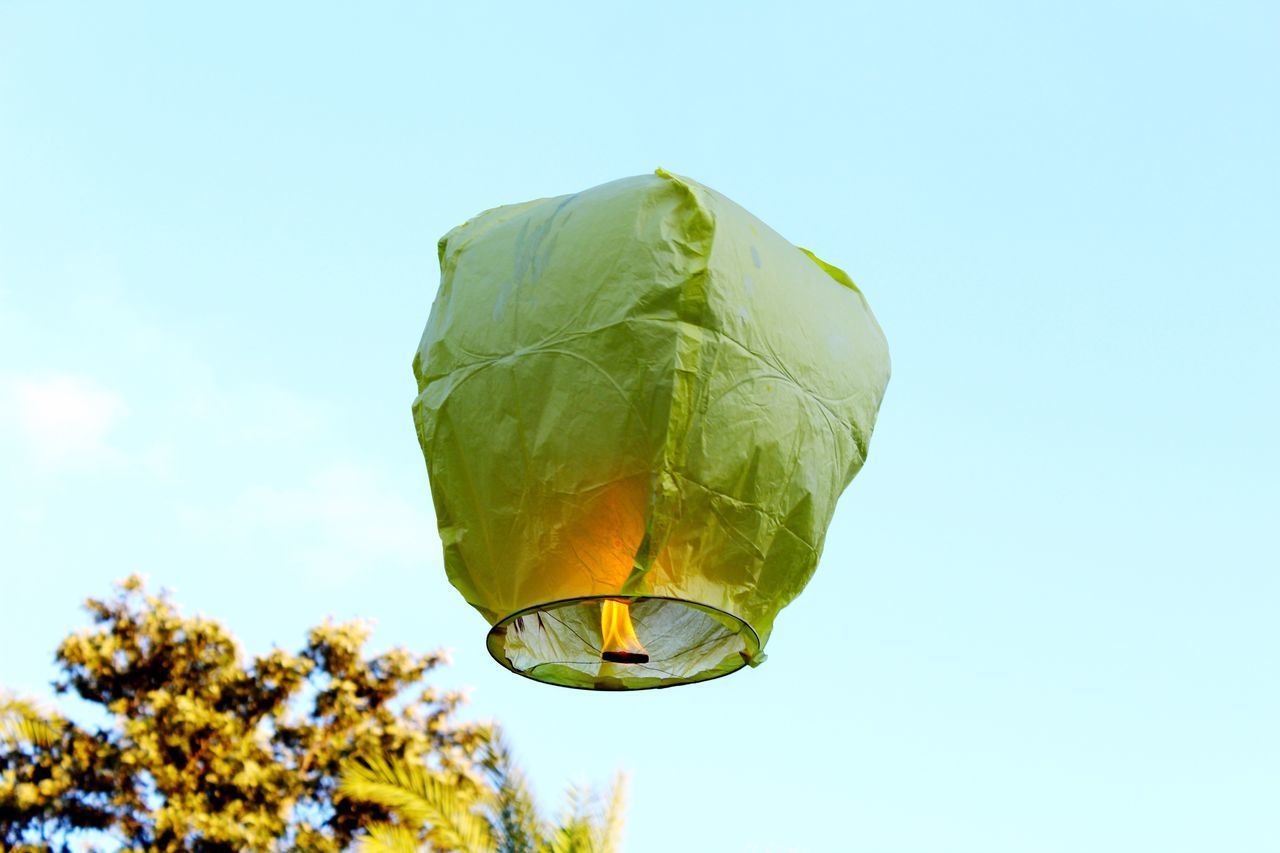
[339,754,495,853]
[544,785,596,853]
[598,773,627,853]
[357,821,423,853]
[545,822,594,853]
[542,774,628,853]
[0,698,58,748]
[484,733,544,853]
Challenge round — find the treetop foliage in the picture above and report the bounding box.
[1,575,487,851]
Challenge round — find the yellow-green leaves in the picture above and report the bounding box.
[0,576,489,851]
[339,738,628,853]
[340,754,494,853]
[359,822,425,853]
[0,698,57,749]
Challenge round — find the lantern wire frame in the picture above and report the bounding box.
[485,595,763,691]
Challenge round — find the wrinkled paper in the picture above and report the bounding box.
[413,170,890,689]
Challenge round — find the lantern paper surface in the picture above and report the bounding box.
[412,170,890,690]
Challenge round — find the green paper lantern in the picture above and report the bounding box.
[412,170,889,690]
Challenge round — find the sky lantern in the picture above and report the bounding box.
[412,170,890,690]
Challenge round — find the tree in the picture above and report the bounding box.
[0,576,491,851]
[337,737,626,853]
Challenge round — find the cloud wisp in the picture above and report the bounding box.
[5,374,128,468]
[178,464,436,585]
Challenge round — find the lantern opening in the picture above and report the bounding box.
[599,599,649,664]
[485,596,762,690]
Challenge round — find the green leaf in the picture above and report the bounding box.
[0,698,57,748]
[339,754,496,853]
[598,773,628,853]
[358,822,422,853]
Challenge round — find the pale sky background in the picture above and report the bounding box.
[2,3,1277,851]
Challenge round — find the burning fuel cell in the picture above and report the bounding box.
[413,170,890,690]
[600,600,649,664]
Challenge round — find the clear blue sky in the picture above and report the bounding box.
[2,3,1276,851]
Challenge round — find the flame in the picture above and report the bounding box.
[600,599,649,664]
